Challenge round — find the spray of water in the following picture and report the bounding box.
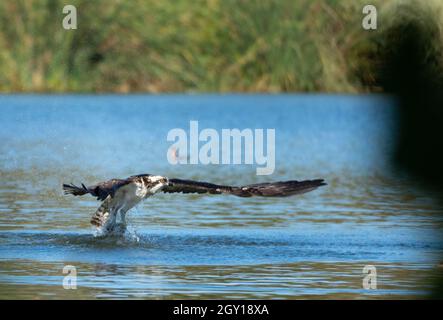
[91,204,142,243]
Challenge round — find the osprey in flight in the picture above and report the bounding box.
[63,174,326,234]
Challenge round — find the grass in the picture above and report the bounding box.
[0,0,441,93]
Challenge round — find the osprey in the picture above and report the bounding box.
[63,174,326,234]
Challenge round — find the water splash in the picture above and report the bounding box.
[92,223,140,243]
[124,225,140,243]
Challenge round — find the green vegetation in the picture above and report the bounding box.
[0,0,441,93]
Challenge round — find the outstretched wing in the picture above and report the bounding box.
[63,178,132,201]
[163,178,326,197]
[162,179,232,195]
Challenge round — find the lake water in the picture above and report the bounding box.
[0,94,442,299]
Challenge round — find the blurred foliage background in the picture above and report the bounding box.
[0,0,442,93]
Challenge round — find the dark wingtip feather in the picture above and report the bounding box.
[62,183,88,196]
[81,183,89,192]
[314,179,327,186]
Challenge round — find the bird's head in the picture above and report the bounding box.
[162,177,169,186]
[148,175,169,187]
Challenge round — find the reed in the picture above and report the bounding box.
[0,0,441,93]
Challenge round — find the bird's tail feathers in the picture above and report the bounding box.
[62,183,89,196]
[90,196,112,227]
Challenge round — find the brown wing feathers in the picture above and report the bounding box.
[228,179,326,197]
[62,183,89,196]
[62,179,131,201]
[163,178,326,197]
[162,179,232,195]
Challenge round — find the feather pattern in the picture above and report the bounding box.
[163,178,326,197]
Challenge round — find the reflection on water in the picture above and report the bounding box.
[0,259,436,299]
[0,94,442,299]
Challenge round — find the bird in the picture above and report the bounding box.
[62,174,326,235]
